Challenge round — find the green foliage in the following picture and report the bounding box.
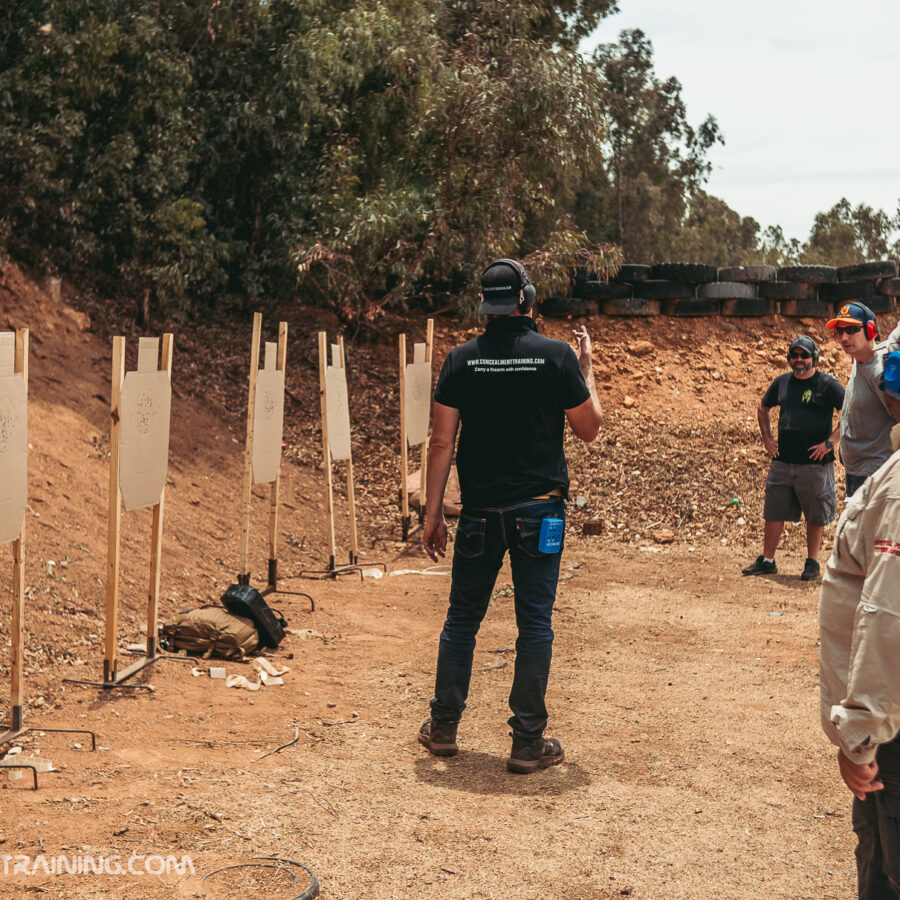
[801,198,900,266]
[295,6,618,325]
[754,225,803,267]
[0,0,621,323]
[0,1,224,308]
[669,191,760,267]
[574,29,723,262]
[6,2,896,314]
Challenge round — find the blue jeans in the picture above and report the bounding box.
[853,737,900,899]
[429,498,565,739]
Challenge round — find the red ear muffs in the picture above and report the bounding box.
[867,319,877,341]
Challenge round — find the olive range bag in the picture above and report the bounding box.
[159,606,259,660]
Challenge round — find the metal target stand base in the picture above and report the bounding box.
[66,638,199,691]
[62,644,198,692]
[0,328,97,789]
[1,707,98,790]
[299,555,387,583]
[237,559,316,612]
[400,511,426,543]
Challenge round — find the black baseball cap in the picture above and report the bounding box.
[788,336,817,358]
[477,259,529,315]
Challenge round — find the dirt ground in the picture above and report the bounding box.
[1,262,896,898]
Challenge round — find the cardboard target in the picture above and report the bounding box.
[0,358,27,546]
[251,342,285,484]
[325,356,352,462]
[119,341,172,511]
[0,332,13,376]
[405,360,431,447]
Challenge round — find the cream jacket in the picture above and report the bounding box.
[820,432,900,763]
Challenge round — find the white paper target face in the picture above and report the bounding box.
[119,370,172,511]
[405,362,431,447]
[0,373,27,546]
[252,368,285,484]
[325,365,352,461]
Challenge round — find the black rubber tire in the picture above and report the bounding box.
[776,265,837,284]
[634,279,694,299]
[661,297,719,316]
[602,297,661,316]
[650,263,718,284]
[864,295,894,314]
[837,261,898,282]
[717,266,777,283]
[878,277,900,296]
[569,265,589,286]
[578,280,632,300]
[721,298,774,317]
[538,296,598,317]
[698,282,757,300]
[819,281,875,302]
[781,299,834,317]
[612,264,651,282]
[758,282,815,300]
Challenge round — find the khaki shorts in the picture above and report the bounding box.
[763,460,836,526]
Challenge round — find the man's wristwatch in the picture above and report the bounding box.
[825,439,833,450]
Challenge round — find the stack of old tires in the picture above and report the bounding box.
[550,260,900,318]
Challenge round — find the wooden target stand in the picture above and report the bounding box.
[300,333,384,580]
[398,318,434,541]
[65,335,193,692]
[1,330,95,787]
[236,314,313,609]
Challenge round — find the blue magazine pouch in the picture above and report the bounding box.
[538,517,564,554]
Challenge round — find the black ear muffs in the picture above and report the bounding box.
[521,282,536,312]
[491,257,535,312]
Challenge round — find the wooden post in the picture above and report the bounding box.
[340,335,359,565]
[10,329,28,732]
[104,337,126,683]
[145,333,173,658]
[398,333,410,540]
[318,332,337,570]
[420,317,435,523]
[239,313,262,584]
[267,320,288,586]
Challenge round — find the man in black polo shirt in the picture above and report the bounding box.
[741,335,844,581]
[418,258,602,773]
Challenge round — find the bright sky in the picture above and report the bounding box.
[583,0,900,243]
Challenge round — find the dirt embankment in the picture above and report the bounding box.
[0,262,892,899]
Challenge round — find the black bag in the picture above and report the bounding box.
[220,584,287,649]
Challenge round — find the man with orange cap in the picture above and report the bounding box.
[827,302,896,497]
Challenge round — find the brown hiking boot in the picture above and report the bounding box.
[417,718,458,757]
[507,735,565,774]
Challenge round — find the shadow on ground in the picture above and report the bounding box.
[414,750,593,796]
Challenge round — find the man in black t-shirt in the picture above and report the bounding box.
[418,258,602,773]
[741,336,845,581]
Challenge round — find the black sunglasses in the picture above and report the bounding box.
[835,324,863,335]
[789,350,811,359]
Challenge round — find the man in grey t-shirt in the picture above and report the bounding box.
[827,303,897,496]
